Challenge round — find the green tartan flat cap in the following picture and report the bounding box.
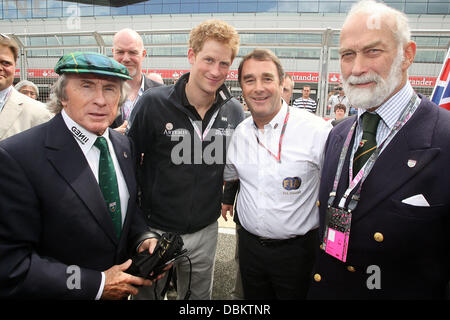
[54,51,132,80]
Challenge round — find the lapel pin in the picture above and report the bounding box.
[123,151,128,159]
[407,159,416,168]
[359,139,367,148]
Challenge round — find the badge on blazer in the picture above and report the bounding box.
[282,177,301,190]
[359,139,367,148]
[165,123,174,131]
[407,159,417,168]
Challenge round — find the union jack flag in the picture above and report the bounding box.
[431,48,450,111]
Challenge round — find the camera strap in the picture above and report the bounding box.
[155,255,192,300]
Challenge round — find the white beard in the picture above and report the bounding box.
[343,48,404,110]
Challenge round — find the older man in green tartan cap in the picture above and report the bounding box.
[48,51,132,135]
[54,51,133,81]
[0,51,163,299]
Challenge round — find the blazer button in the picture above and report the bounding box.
[314,273,322,282]
[374,232,384,243]
[347,265,356,272]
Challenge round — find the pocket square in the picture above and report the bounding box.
[401,194,430,207]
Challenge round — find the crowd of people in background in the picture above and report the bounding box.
[0,0,448,301]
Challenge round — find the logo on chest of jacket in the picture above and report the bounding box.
[163,122,189,137]
[282,177,301,191]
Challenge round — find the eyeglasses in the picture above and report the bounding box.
[335,87,343,91]
[0,33,11,40]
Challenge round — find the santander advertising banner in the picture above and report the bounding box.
[16,69,437,88]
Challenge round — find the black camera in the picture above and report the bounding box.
[126,232,187,280]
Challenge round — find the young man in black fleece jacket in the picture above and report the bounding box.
[129,19,244,300]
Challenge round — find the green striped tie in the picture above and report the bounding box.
[94,137,122,239]
[353,112,381,175]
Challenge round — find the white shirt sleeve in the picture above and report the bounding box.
[95,272,105,300]
[224,127,240,181]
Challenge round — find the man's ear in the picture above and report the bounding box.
[402,41,416,71]
[187,48,196,65]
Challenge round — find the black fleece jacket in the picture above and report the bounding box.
[129,72,245,234]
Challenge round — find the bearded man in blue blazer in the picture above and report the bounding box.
[308,0,450,299]
[0,52,161,299]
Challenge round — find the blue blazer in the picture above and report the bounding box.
[308,96,450,299]
[0,113,148,299]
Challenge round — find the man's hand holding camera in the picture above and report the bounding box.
[101,237,170,300]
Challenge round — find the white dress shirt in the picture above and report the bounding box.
[61,109,130,299]
[225,101,331,239]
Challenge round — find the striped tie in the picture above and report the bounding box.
[94,137,122,239]
[353,112,381,175]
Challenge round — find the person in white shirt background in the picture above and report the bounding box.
[327,83,351,117]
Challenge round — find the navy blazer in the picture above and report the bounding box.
[308,96,450,299]
[0,113,148,299]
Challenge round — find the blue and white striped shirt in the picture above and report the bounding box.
[292,97,317,113]
[351,82,418,161]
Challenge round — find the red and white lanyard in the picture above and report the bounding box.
[255,106,290,163]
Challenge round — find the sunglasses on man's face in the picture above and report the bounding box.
[335,87,343,91]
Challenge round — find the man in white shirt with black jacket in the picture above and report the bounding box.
[129,20,244,300]
[223,49,330,299]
